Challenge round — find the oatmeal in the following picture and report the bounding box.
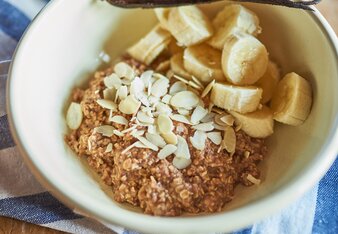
[65,4,312,216]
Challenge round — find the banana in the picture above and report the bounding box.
[270,72,312,126]
[208,4,261,50]
[229,106,274,138]
[127,24,172,65]
[170,52,191,79]
[222,32,268,85]
[167,6,213,47]
[210,82,262,113]
[256,61,280,104]
[183,44,225,83]
[154,8,171,30]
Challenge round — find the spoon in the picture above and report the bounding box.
[105,0,321,10]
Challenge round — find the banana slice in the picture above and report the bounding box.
[170,52,191,79]
[210,82,262,113]
[183,44,225,83]
[256,61,280,104]
[209,4,261,49]
[222,32,268,85]
[167,6,213,47]
[127,25,171,65]
[270,72,312,126]
[229,106,274,138]
[154,8,171,29]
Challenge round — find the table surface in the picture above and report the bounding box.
[1,1,337,233]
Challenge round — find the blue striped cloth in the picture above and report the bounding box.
[0,1,337,233]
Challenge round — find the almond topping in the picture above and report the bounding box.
[169,81,187,94]
[162,132,178,145]
[222,126,236,154]
[110,115,128,125]
[175,135,190,159]
[137,111,155,124]
[135,136,159,151]
[157,114,174,134]
[104,73,121,89]
[206,132,222,145]
[158,144,177,159]
[190,130,207,150]
[103,88,116,101]
[145,132,166,148]
[105,143,113,153]
[151,77,169,97]
[247,174,261,185]
[192,122,214,131]
[172,157,191,169]
[114,62,135,80]
[170,91,199,109]
[94,125,115,137]
[191,106,208,124]
[66,102,83,130]
[96,99,117,110]
[170,114,191,125]
[201,79,215,98]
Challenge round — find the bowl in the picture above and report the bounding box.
[7,0,338,233]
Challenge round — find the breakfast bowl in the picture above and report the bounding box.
[7,0,338,233]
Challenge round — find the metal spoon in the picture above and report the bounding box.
[105,0,321,10]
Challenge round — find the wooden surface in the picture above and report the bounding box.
[1,1,337,233]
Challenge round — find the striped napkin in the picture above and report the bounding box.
[0,0,337,233]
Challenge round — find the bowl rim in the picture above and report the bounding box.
[6,1,338,233]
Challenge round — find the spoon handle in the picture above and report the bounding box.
[105,0,321,10]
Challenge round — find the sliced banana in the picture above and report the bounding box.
[154,8,171,30]
[210,82,262,113]
[170,52,191,79]
[222,32,268,85]
[183,44,225,83]
[229,106,274,138]
[167,6,213,47]
[256,61,280,104]
[209,4,261,49]
[127,24,172,65]
[270,72,312,126]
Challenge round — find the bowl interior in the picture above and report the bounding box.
[8,0,338,233]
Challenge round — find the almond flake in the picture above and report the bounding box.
[119,95,141,115]
[117,85,128,100]
[147,125,157,134]
[155,103,172,115]
[121,78,132,85]
[173,157,191,169]
[170,91,199,109]
[134,141,148,148]
[200,112,216,123]
[192,76,204,87]
[188,81,202,90]
[155,60,170,72]
[151,78,169,97]
[169,81,187,95]
[244,151,250,158]
[104,73,121,89]
[110,115,128,125]
[190,130,207,150]
[213,123,226,131]
[137,111,154,124]
[170,114,191,125]
[201,80,215,98]
[173,74,189,84]
[247,174,261,185]
[162,132,178,145]
[113,130,124,137]
[147,81,152,96]
[145,132,166,148]
[66,102,83,130]
[114,62,135,80]
[94,125,115,137]
[140,70,154,86]
[131,129,145,137]
[175,135,190,159]
[192,122,214,131]
[191,106,208,124]
[222,126,236,154]
[220,115,235,126]
[152,73,168,80]
[206,132,222,145]
[158,144,177,159]
[121,125,137,133]
[177,108,190,116]
[103,88,116,101]
[135,136,159,151]
[96,99,117,111]
[214,114,228,126]
[105,143,113,153]
[121,141,140,154]
[161,94,172,104]
[130,77,145,95]
[157,114,174,134]
[135,91,150,107]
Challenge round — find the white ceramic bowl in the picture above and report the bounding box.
[7,0,338,233]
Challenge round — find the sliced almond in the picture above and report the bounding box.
[206,132,222,145]
[135,136,159,151]
[137,111,154,124]
[155,60,170,72]
[110,115,128,125]
[177,108,190,116]
[244,151,250,158]
[121,78,132,86]
[161,94,172,104]
[173,74,189,84]
[104,73,121,89]
[169,81,187,95]
[145,132,167,148]
[105,143,113,153]
[200,112,216,123]
[148,96,160,106]
[103,88,116,101]
[158,144,177,159]
[172,157,191,169]
[151,77,170,97]
[121,141,143,154]
[201,79,215,98]
[155,103,172,115]
[66,102,83,130]
[188,80,202,90]
[220,115,235,126]
[157,114,174,134]
[118,95,141,115]
[247,174,261,185]
[140,70,154,86]
[94,125,115,137]
[117,85,128,100]
[147,125,158,134]
[214,114,228,126]
[222,126,236,154]
[135,91,150,107]
[170,91,199,109]
[113,129,125,137]
[175,135,190,159]
[191,76,204,88]
[114,62,135,80]
[192,122,214,131]
[213,123,226,131]
[131,129,145,137]
[96,99,117,111]
[191,106,208,124]
[121,124,137,133]
[130,77,145,95]
[162,132,178,145]
[190,130,207,150]
[170,114,191,125]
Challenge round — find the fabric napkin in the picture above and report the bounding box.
[0,0,337,233]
